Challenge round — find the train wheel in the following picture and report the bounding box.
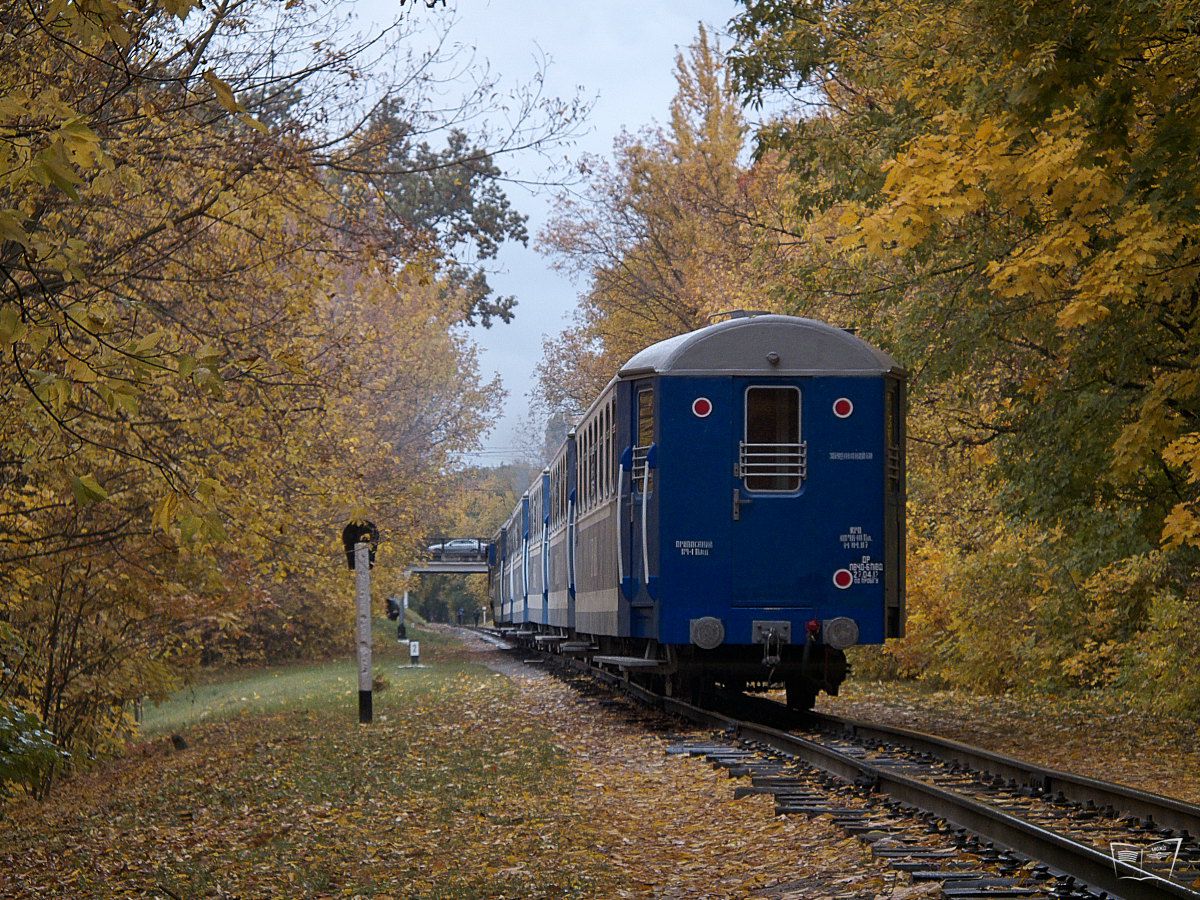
[785,679,818,711]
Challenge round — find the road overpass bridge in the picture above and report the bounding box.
[402,560,489,577]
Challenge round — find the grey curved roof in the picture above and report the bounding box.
[617,315,900,378]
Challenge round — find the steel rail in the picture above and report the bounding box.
[574,662,1197,900]
[811,711,1200,839]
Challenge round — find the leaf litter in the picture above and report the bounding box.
[1,630,904,897]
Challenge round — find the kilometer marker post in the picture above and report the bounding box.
[354,541,373,724]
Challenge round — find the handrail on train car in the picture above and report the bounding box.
[618,446,632,598]
[641,443,656,589]
[541,519,549,602]
[567,491,577,598]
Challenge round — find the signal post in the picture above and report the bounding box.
[342,521,377,725]
[354,541,372,723]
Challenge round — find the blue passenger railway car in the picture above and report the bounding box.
[488,313,905,708]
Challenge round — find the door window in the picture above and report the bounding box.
[634,388,654,492]
[742,386,803,492]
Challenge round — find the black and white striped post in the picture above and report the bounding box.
[341,521,377,724]
[354,541,373,724]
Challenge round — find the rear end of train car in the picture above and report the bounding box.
[610,314,905,705]
[488,313,904,707]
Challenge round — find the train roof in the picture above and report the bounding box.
[617,315,900,378]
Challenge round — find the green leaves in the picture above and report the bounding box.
[0,209,29,246]
[0,704,67,800]
[29,150,82,200]
[0,306,27,347]
[177,510,228,543]
[70,474,109,506]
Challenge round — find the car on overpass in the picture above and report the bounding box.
[427,538,487,559]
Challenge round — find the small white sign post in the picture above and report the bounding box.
[355,541,373,724]
[409,640,420,667]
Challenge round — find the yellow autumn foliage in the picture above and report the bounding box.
[727,0,1200,708]
[1,1,512,794]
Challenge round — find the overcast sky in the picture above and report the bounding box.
[361,0,742,464]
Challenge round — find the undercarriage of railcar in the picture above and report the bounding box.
[502,626,847,711]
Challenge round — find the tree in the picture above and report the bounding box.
[347,105,530,326]
[0,0,578,794]
[406,465,530,622]
[729,0,1200,705]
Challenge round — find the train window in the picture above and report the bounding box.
[586,420,594,510]
[601,401,608,498]
[591,418,597,507]
[608,396,616,496]
[608,400,614,497]
[635,388,654,493]
[742,386,803,492]
[609,400,615,495]
[637,389,653,446]
[582,422,589,512]
[597,407,604,500]
[576,427,585,511]
[600,408,609,501]
[600,404,608,499]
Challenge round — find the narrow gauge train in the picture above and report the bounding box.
[488,313,905,709]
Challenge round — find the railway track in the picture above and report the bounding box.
[809,710,1200,841]
[478,628,1200,899]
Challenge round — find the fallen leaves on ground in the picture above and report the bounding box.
[0,632,900,898]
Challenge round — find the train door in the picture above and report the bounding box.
[521,494,530,623]
[496,527,507,624]
[623,378,658,627]
[729,380,810,606]
[540,470,550,626]
[884,375,906,637]
[566,434,578,628]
